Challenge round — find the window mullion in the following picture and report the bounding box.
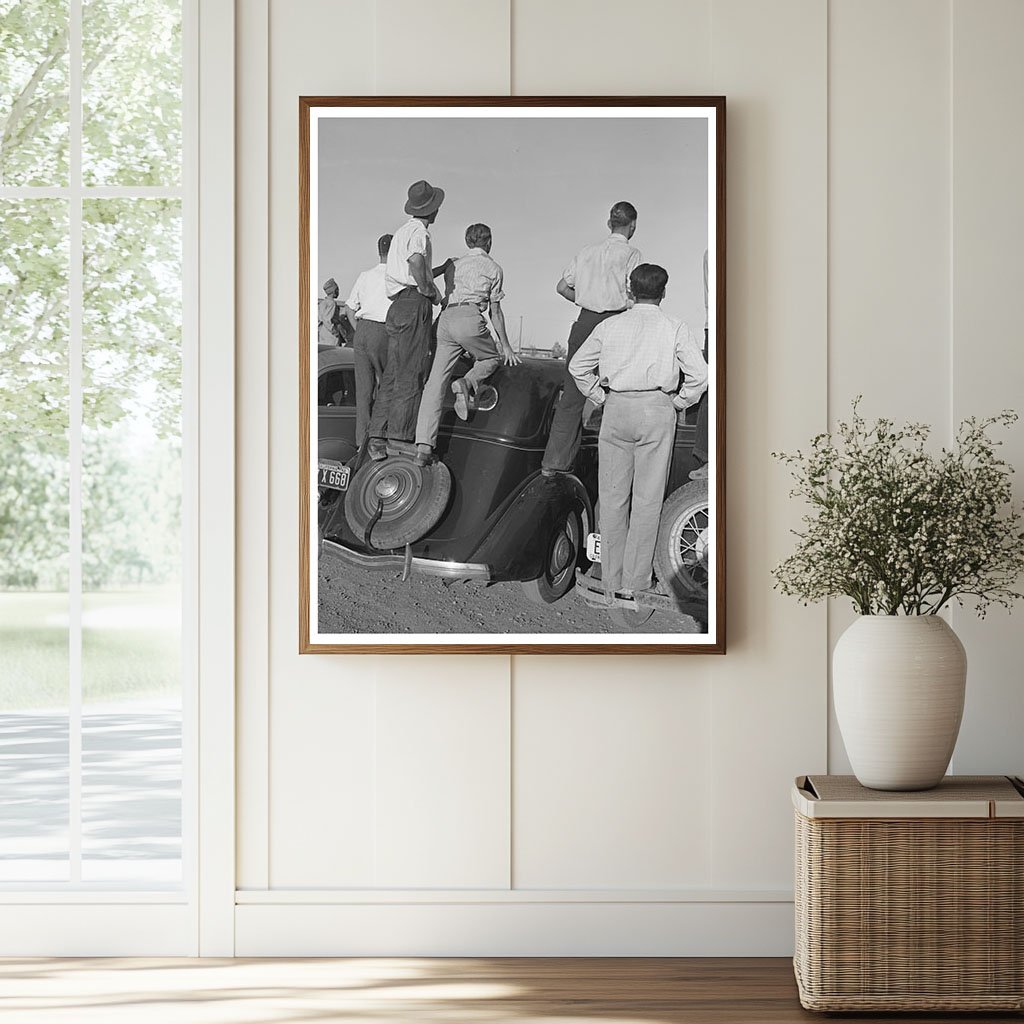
[68,0,83,886]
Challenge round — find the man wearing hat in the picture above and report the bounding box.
[366,179,451,461]
[318,277,350,347]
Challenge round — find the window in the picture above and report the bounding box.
[0,0,191,889]
[318,368,356,408]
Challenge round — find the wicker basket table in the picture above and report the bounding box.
[793,774,1024,1012]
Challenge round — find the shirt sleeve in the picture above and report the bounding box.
[626,247,642,280]
[405,223,429,260]
[346,274,362,312]
[672,321,709,410]
[488,263,505,303]
[622,248,642,307]
[568,330,606,405]
[561,251,578,288]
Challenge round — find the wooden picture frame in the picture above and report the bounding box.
[300,96,725,654]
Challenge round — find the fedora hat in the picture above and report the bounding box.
[404,179,445,217]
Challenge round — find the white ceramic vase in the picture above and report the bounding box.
[833,615,967,791]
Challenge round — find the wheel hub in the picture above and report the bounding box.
[550,531,573,575]
[689,527,710,567]
[374,474,402,501]
[345,454,452,550]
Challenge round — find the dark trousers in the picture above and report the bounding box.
[367,287,434,443]
[694,327,709,462]
[353,319,389,446]
[542,307,624,471]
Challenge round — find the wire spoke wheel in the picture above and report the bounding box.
[654,480,710,601]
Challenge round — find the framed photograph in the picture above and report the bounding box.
[300,96,725,654]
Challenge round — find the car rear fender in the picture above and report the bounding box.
[468,473,593,583]
[318,436,358,466]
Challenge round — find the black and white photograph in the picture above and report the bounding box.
[301,98,724,653]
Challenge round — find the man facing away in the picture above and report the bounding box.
[365,179,452,462]
[318,277,350,347]
[541,201,642,476]
[344,233,393,446]
[569,263,708,603]
[414,223,521,465]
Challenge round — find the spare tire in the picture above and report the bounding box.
[653,479,709,600]
[344,455,452,550]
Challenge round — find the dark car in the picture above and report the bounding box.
[317,346,709,624]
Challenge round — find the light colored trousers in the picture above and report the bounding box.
[415,304,500,449]
[598,390,677,594]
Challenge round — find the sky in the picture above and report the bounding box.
[317,115,709,351]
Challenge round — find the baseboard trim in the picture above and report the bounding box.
[0,904,196,956]
[236,887,792,904]
[235,900,795,956]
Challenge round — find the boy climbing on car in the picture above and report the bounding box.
[568,263,707,604]
[414,223,520,465]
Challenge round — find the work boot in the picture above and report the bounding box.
[414,443,433,467]
[367,438,388,462]
[451,378,471,420]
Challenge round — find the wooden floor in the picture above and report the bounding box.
[0,957,1019,1023]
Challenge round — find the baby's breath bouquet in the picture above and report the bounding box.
[773,402,1024,617]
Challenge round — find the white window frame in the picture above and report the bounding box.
[0,0,235,956]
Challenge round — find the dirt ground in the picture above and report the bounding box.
[317,560,703,636]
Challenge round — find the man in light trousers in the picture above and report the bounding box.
[569,263,707,602]
[414,223,520,464]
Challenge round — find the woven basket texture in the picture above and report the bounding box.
[795,810,1024,1011]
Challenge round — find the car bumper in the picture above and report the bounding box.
[321,539,491,581]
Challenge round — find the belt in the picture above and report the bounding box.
[582,307,626,316]
[608,388,673,396]
[446,301,484,309]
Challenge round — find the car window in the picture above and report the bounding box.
[318,368,355,407]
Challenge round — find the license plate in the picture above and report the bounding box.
[586,532,601,563]
[318,460,350,490]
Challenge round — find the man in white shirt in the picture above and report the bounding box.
[345,233,393,446]
[542,201,642,476]
[366,180,451,461]
[569,263,707,603]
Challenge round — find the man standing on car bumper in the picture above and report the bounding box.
[366,180,450,461]
[345,233,393,446]
[541,201,642,476]
[569,263,707,601]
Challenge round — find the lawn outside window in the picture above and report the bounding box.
[0,0,195,891]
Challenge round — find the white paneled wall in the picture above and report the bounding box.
[513,658,713,889]
[373,663,511,889]
[948,0,1024,776]
[705,0,828,890]
[510,0,712,93]
[826,0,953,773]
[235,0,1024,954]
